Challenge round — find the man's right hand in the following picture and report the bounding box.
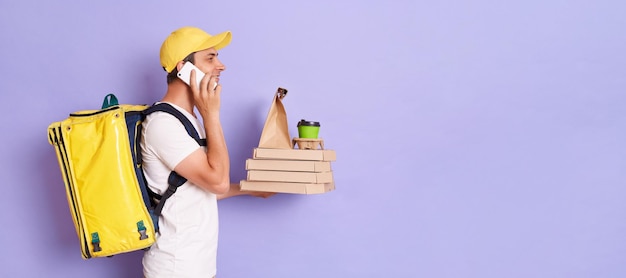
[189,69,221,118]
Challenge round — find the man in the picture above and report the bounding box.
[141,26,272,278]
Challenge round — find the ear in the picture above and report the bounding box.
[175,60,186,72]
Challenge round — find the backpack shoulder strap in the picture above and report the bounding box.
[141,102,207,218]
[143,103,207,146]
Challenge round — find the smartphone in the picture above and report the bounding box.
[177,62,204,89]
[177,62,217,89]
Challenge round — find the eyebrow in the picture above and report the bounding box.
[206,52,219,57]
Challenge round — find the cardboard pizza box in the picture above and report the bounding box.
[240,180,335,194]
[253,148,336,161]
[246,159,332,172]
[247,170,333,184]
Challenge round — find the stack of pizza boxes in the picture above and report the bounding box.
[240,88,336,194]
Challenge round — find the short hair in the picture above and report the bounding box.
[166,52,196,84]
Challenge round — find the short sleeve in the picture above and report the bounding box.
[142,112,203,170]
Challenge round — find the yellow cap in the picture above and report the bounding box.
[160,26,232,72]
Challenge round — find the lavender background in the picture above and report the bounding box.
[1,0,626,277]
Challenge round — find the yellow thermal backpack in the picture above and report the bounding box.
[47,94,205,259]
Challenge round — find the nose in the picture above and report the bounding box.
[216,58,226,72]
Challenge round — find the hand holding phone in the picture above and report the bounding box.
[177,62,217,90]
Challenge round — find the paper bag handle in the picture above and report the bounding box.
[276,87,288,100]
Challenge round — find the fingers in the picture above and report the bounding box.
[201,73,221,110]
[189,69,198,92]
[252,192,276,198]
[189,70,200,99]
[189,71,220,100]
[189,69,209,99]
[197,73,219,93]
[214,82,222,95]
[208,75,220,94]
[190,71,222,115]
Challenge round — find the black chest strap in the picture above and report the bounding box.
[141,103,207,217]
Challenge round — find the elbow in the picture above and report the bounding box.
[211,180,230,195]
[200,174,230,195]
[193,164,230,194]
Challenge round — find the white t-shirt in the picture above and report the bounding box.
[141,102,219,278]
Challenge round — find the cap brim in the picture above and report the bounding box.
[197,30,232,52]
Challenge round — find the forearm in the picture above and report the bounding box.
[217,183,278,200]
[217,183,245,200]
[204,113,230,186]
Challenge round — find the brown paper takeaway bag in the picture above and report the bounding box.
[258,87,292,149]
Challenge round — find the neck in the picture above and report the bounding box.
[161,80,196,116]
